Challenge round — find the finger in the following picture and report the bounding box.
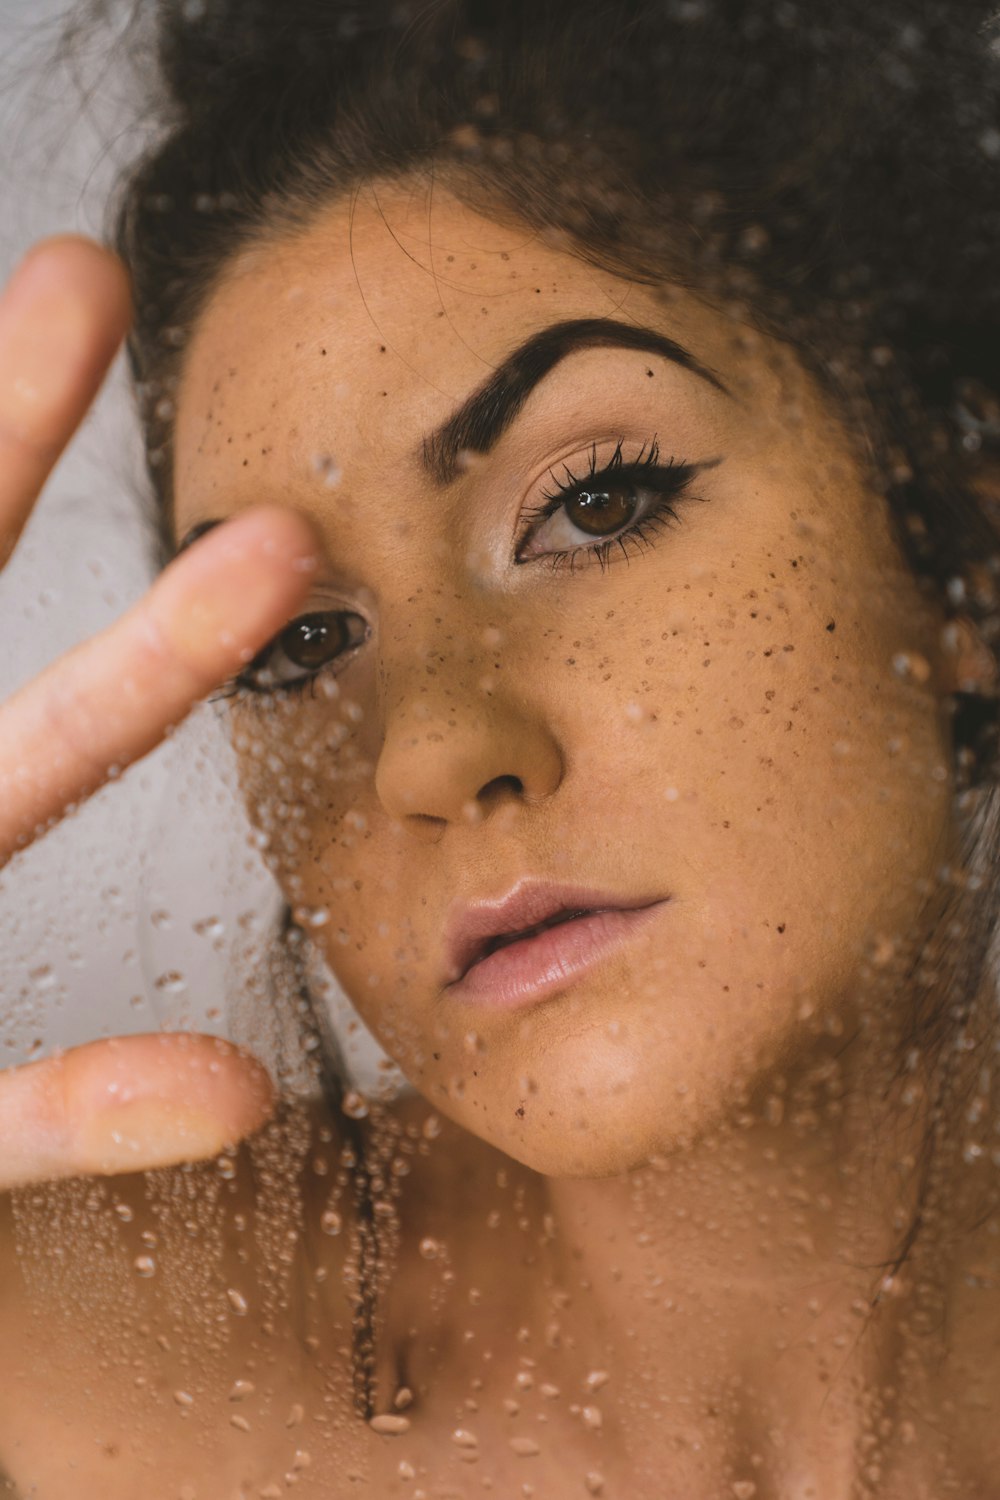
[0,1032,274,1190]
[0,236,131,568]
[0,504,321,866]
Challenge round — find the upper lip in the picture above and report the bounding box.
[443,879,666,984]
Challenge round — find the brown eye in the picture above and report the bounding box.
[279,613,352,669]
[563,484,638,536]
[239,610,368,693]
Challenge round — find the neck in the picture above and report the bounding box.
[537,1031,954,1490]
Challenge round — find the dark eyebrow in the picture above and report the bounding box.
[421,316,730,485]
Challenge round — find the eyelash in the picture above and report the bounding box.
[518,436,699,574]
[213,435,702,709]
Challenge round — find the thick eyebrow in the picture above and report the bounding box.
[173,317,729,559]
[421,316,730,485]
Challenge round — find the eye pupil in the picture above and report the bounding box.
[282,613,349,668]
[567,484,637,536]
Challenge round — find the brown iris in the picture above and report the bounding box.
[275,614,349,670]
[565,484,638,536]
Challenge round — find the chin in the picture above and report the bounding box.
[431,1038,732,1180]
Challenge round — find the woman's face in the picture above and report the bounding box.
[172,182,961,1176]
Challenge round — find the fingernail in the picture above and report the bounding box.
[79,1100,229,1174]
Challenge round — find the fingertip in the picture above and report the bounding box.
[70,1032,276,1176]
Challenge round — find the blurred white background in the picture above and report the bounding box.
[0,0,391,1089]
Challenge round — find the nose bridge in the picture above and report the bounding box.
[372,594,563,823]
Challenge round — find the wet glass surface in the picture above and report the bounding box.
[0,3,998,1496]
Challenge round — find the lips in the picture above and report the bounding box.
[444,880,665,985]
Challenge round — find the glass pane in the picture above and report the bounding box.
[1,2,998,1495]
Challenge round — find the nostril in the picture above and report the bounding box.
[479,774,524,805]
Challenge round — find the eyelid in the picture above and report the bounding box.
[514,440,722,571]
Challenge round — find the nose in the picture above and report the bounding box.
[373,628,564,827]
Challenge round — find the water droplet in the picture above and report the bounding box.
[320,1210,343,1236]
[310,452,343,488]
[229,1379,255,1401]
[421,1114,442,1140]
[192,915,225,939]
[153,970,187,996]
[419,1237,441,1260]
[173,1389,194,1408]
[150,909,172,930]
[509,1436,540,1457]
[891,650,931,685]
[341,1090,369,1120]
[286,1404,305,1428]
[230,1414,251,1432]
[398,1459,416,1479]
[452,1429,479,1448]
[585,1476,605,1496]
[370,1414,411,1436]
[732,1484,757,1500]
[226,1288,249,1315]
[393,1386,414,1411]
[293,903,331,928]
[584,1370,610,1392]
[133,1254,156,1278]
[114,1202,134,1223]
[581,1405,603,1430]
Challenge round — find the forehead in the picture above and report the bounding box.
[172,181,797,532]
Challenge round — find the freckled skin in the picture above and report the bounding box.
[174,182,963,1178]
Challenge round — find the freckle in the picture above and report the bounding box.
[380,345,386,353]
[321,348,327,356]
[826,620,836,632]
[646,369,654,378]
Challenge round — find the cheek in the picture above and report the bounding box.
[574,554,953,944]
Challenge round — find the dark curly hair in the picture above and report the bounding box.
[67,0,1000,1420]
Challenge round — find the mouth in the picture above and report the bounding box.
[471,906,596,967]
[443,881,669,1010]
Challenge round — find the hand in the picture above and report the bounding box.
[0,236,321,1190]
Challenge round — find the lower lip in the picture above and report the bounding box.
[446,903,668,1011]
